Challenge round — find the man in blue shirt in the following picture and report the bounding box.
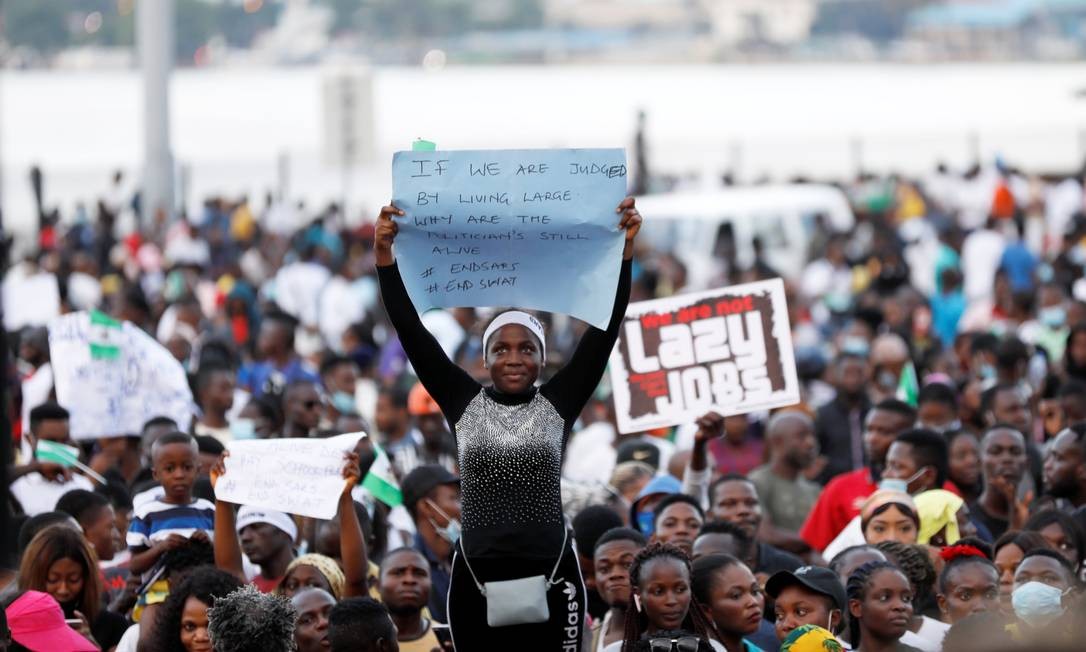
[999,221,1038,294]
[238,311,319,397]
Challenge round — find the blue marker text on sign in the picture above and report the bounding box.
[391,148,627,329]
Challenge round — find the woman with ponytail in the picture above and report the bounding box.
[604,542,722,652]
[845,561,921,652]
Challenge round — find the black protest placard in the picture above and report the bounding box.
[609,279,800,433]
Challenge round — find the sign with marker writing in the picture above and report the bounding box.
[392,148,627,329]
[216,432,365,520]
[49,311,196,440]
[609,279,800,433]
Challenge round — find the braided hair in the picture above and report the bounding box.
[846,560,906,648]
[876,541,937,614]
[621,542,716,652]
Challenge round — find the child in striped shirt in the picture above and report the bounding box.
[126,431,215,574]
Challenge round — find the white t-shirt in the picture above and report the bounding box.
[603,639,725,652]
[115,624,139,652]
[10,472,94,516]
[961,228,1005,302]
[900,616,951,652]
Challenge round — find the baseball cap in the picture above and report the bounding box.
[616,439,661,470]
[401,465,460,513]
[236,506,298,541]
[408,383,441,417]
[6,590,99,652]
[765,566,847,612]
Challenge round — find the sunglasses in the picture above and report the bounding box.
[648,636,701,652]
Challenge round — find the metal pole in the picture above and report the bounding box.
[138,0,175,231]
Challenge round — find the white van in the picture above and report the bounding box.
[634,184,855,287]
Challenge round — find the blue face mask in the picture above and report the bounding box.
[1040,306,1066,329]
[1012,581,1067,627]
[878,478,909,494]
[980,364,997,380]
[230,418,257,440]
[878,467,927,495]
[841,336,869,357]
[331,391,358,415]
[637,510,656,535]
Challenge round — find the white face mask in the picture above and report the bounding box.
[426,498,461,545]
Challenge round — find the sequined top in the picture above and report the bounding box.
[378,259,631,557]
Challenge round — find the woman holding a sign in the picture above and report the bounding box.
[375,196,640,650]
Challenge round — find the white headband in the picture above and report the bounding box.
[236,506,298,541]
[482,310,546,363]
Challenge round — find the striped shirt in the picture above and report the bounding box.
[126,497,215,549]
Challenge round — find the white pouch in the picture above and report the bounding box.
[459,526,569,628]
[480,574,550,627]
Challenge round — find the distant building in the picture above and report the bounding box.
[544,0,816,48]
[906,0,1086,58]
[545,0,705,31]
[699,0,818,48]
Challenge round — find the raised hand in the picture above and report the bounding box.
[209,451,229,489]
[375,203,405,266]
[342,451,362,496]
[617,196,642,259]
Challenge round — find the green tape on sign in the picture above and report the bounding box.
[89,342,121,360]
[89,310,121,328]
[412,139,436,151]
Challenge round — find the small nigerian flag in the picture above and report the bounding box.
[362,442,403,507]
[36,440,81,467]
[897,361,919,407]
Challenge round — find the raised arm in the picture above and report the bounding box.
[682,412,723,509]
[337,452,369,597]
[375,203,479,422]
[210,453,246,582]
[543,197,640,421]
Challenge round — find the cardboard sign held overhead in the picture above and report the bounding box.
[391,147,627,329]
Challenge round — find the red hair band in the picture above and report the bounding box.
[940,544,987,563]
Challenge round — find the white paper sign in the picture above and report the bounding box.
[49,311,196,440]
[216,432,366,520]
[609,279,800,433]
[3,272,60,331]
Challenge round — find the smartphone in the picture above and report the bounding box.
[432,624,453,648]
[64,618,82,627]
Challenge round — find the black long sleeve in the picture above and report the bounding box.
[541,258,632,423]
[377,263,480,424]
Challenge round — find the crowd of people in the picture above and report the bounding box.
[2,160,1086,651]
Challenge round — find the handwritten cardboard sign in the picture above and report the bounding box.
[609,279,800,433]
[216,432,365,519]
[391,148,627,329]
[49,311,195,440]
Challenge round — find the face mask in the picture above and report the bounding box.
[878,466,927,495]
[930,419,962,434]
[331,391,358,415]
[230,418,257,440]
[1039,306,1066,329]
[637,510,656,536]
[426,499,461,545]
[980,364,997,380]
[841,336,869,357]
[1012,581,1067,627]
